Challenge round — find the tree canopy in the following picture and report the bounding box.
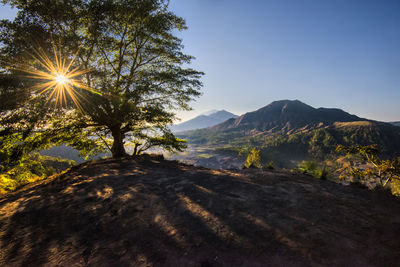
[0,0,203,163]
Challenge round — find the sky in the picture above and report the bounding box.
[169,0,400,122]
[1,0,399,122]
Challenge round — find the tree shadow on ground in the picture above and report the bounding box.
[1,157,400,266]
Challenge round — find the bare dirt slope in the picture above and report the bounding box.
[1,156,400,266]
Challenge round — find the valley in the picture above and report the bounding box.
[175,100,400,170]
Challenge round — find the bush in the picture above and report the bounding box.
[265,161,275,170]
[391,179,400,196]
[0,153,74,194]
[298,160,317,174]
[317,167,329,180]
[0,163,44,193]
[336,145,400,196]
[244,148,262,169]
[297,160,329,179]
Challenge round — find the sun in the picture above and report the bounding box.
[18,44,101,109]
[55,74,69,85]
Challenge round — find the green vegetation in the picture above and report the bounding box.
[391,179,400,196]
[266,161,275,170]
[336,145,400,193]
[243,148,262,169]
[0,153,74,194]
[183,120,400,170]
[0,0,204,192]
[296,160,329,180]
[0,0,203,164]
[181,116,400,197]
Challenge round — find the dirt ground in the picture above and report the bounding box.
[0,156,399,266]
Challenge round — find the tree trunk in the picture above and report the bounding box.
[111,128,127,158]
[133,142,142,156]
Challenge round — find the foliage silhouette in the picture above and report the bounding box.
[0,0,203,163]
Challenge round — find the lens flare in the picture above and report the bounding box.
[18,43,101,110]
[55,74,69,85]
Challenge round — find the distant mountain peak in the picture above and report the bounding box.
[208,110,236,118]
[201,109,219,116]
[270,99,304,104]
[201,109,235,116]
[170,110,238,132]
[263,99,313,110]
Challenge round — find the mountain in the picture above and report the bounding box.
[391,121,400,127]
[213,100,364,134]
[41,144,86,163]
[179,100,400,166]
[1,156,399,265]
[170,109,238,132]
[201,109,219,116]
[40,144,110,163]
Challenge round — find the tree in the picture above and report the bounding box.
[336,145,400,190]
[0,0,203,162]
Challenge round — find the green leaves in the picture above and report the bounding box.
[336,145,400,191]
[1,0,203,159]
[244,148,262,169]
[0,152,74,194]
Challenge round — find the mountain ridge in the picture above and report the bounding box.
[211,100,365,134]
[178,100,400,165]
[170,109,238,132]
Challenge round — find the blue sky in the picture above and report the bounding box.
[1,1,399,122]
[169,0,400,122]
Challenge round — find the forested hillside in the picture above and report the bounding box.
[179,101,400,167]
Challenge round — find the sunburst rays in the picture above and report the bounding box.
[18,43,101,110]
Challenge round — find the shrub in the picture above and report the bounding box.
[298,160,317,174]
[0,153,74,194]
[265,161,275,170]
[317,167,329,180]
[391,179,400,196]
[336,145,400,195]
[244,148,262,169]
[298,160,329,179]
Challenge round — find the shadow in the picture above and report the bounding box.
[1,157,400,266]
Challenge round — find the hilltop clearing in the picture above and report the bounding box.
[1,156,399,266]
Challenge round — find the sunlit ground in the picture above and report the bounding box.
[1,157,399,265]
